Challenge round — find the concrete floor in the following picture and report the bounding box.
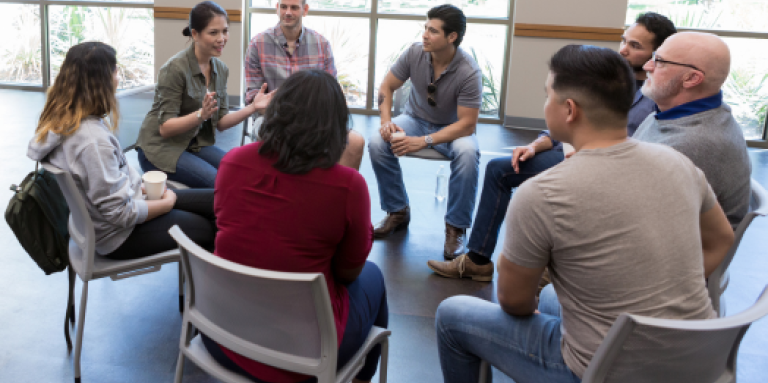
[0,88,767,382]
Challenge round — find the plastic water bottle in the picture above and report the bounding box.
[435,165,448,201]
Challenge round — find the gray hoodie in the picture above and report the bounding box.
[28,117,149,255]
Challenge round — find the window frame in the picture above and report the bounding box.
[0,0,154,91]
[624,21,768,147]
[245,0,515,123]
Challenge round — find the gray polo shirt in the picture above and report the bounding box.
[390,43,482,125]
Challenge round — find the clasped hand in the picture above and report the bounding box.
[381,122,426,156]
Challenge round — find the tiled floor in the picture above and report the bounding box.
[1,88,766,382]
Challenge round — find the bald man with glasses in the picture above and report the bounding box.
[635,32,751,228]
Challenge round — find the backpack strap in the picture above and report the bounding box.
[64,266,75,352]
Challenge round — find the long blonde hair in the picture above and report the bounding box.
[36,42,120,142]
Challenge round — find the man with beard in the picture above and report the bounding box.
[244,0,365,169]
[427,13,676,281]
[634,32,751,228]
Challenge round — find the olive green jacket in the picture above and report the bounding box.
[137,44,229,173]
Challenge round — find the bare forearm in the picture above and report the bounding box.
[699,204,735,278]
[429,119,475,144]
[159,112,201,138]
[530,135,554,153]
[378,89,394,123]
[702,230,734,278]
[499,298,537,317]
[144,199,174,221]
[218,105,256,131]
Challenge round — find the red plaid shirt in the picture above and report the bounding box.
[245,23,336,103]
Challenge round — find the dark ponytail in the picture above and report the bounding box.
[181,1,228,37]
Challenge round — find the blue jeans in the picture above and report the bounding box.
[202,261,388,382]
[137,145,226,188]
[368,114,480,228]
[436,284,579,383]
[468,150,564,259]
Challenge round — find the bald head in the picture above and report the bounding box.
[662,32,731,91]
[642,32,731,109]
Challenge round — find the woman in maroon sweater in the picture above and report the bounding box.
[207,69,388,383]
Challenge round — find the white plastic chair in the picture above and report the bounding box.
[115,84,189,190]
[480,285,768,383]
[708,179,768,316]
[42,163,183,383]
[169,225,391,383]
[241,114,263,146]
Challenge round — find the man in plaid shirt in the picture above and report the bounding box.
[245,0,364,169]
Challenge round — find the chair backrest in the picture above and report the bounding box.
[392,80,412,117]
[169,226,339,382]
[114,84,155,152]
[708,179,768,314]
[41,163,96,280]
[582,285,768,383]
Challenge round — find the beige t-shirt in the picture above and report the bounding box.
[503,139,717,378]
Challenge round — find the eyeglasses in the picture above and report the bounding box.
[427,83,437,107]
[650,52,706,75]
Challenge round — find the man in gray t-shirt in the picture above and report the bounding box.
[435,45,733,383]
[369,4,483,259]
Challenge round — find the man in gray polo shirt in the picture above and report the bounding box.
[369,4,483,259]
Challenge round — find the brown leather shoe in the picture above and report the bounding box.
[427,254,494,282]
[444,223,467,260]
[373,207,410,239]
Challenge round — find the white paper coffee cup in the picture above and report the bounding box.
[563,143,575,156]
[142,171,167,201]
[391,131,406,157]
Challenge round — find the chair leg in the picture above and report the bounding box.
[74,281,89,383]
[178,263,184,313]
[478,360,490,383]
[174,351,185,383]
[379,339,389,383]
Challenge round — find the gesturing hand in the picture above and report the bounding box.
[511,145,536,174]
[250,83,275,113]
[201,91,219,121]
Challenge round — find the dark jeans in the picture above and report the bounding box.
[103,189,216,260]
[467,150,564,260]
[137,146,226,188]
[202,261,389,382]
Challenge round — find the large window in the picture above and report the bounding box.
[627,0,768,142]
[0,0,154,90]
[246,0,513,120]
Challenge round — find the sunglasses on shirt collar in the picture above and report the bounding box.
[427,83,437,107]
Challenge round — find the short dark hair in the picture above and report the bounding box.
[635,12,677,50]
[427,4,466,47]
[258,70,350,174]
[548,45,636,128]
[182,1,228,37]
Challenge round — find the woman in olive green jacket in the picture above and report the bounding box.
[137,1,271,188]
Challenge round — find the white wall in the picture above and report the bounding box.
[505,0,629,126]
[154,0,244,100]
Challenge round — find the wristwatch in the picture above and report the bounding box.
[196,109,203,122]
[424,135,434,148]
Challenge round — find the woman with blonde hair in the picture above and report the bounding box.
[28,41,216,260]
